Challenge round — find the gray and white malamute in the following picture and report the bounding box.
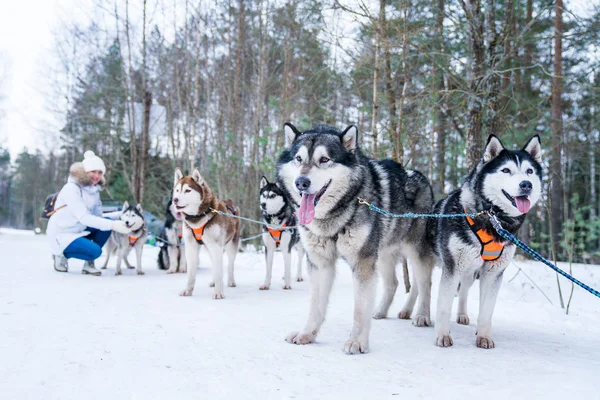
[102,201,147,275]
[157,198,187,273]
[432,134,542,349]
[259,176,305,290]
[277,123,436,354]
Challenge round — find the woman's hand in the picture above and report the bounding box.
[111,221,133,234]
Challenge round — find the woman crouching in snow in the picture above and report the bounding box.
[46,151,133,275]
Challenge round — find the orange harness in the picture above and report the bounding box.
[267,223,287,248]
[129,236,139,246]
[465,212,505,261]
[189,222,208,245]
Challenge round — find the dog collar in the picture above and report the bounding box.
[185,208,213,221]
[465,210,505,261]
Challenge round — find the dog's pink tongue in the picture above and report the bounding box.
[515,196,531,214]
[298,193,316,225]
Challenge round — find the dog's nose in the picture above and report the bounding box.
[295,176,311,191]
[519,181,532,192]
[260,203,266,209]
[173,197,179,205]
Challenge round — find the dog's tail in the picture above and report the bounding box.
[157,247,169,270]
[157,228,170,270]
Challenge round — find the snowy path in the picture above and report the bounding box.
[1,228,599,399]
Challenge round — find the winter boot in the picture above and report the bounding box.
[82,260,101,276]
[53,255,68,272]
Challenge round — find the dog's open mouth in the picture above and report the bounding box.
[175,204,186,210]
[298,180,331,225]
[502,190,531,213]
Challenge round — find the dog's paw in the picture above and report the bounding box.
[296,276,304,282]
[397,310,412,320]
[343,339,369,355]
[166,269,177,274]
[101,266,107,270]
[208,282,215,287]
[115,271,122,276]
[212,292,225,300]
[259,284,270,290]
[228,281,236,288]
[372,311,387,320]
[435,334,454,347]
[476,336,495,349]
[285,331,315,345]
[137,271,145,275]
[179,289,193,296]
[283,285,292,290]
[412,315,432,327]
[126,265,135,269]
[457,315,470,325]
[179,267,187,273]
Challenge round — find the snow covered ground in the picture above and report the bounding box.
[1,228,599,399]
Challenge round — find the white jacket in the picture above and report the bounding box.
[47,162,120,255]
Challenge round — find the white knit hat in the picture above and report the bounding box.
[82,150,106,174]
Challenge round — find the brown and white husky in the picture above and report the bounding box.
[172,168,241,299]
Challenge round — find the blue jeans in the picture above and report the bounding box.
[63,227,111,261]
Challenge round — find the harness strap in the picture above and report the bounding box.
[267,223,287,248]
[189,222,208,245]
[465,211,505,261]
[129,236,139,246]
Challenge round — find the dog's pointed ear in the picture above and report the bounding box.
[522,135,542,164]
[483,135,505,162]
[341,125,358,153]
[260,176,269,189]
[284,123,300,148]
[136,203,144,214]
[174,168,183,185]
[122,201,129,211]
[191,168,204,185]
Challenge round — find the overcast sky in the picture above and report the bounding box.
[0,0,597,162]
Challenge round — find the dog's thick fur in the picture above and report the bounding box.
[173,168,241,299]
[432,135,543,349]
[259,176,305,290]
[277,123,435,354]
[157,198,187,273]
[102,201,147,275]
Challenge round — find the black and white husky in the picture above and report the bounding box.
[102,201,147,275]
[277,123,436,354]
[157,198,187,273]
[432,135,542,349]
[259,176,305,290]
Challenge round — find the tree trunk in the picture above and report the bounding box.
[371,3,382,158]
[395,2,409,165]
[189,11,203,172]
[462,0,485,171]
[550,0,564,258]
[139,90,151,204]
[434,0,446,196]
[485,0,501,138]
[137,0,149,205]
[382,0,398,163]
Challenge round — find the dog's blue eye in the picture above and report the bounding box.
[295,155,302,162]
[501,168,510,174]
[526,168,533,175]
[320,157,330,164]
[184,189,191,193]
